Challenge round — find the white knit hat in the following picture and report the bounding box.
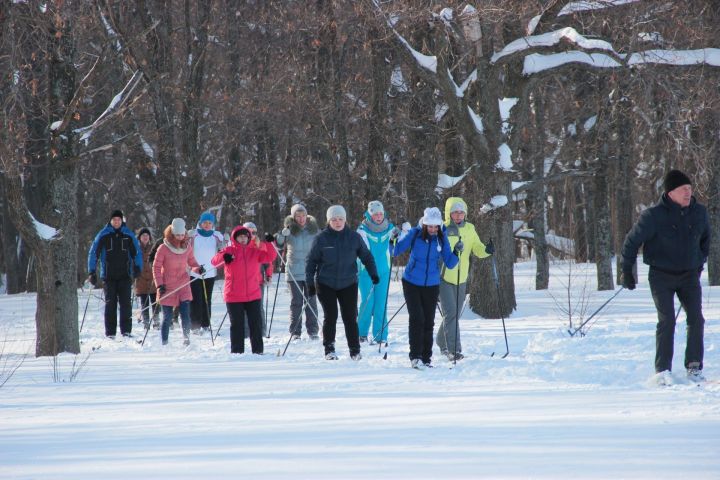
[449,201,466,214]
[290,204,307,217]
[421,207,443,226]
[242,221,257,230]
[326,205,347,222]
[367,200,384,216]
[171,218,186,235]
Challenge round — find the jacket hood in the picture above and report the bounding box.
[230,225,252,246]
[444,197,468,224]
[283,215,319,235]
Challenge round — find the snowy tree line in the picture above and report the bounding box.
[1,0,719,355]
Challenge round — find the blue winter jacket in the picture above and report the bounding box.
[392,226,459,287]
[622,194,710,273]
[88,223,143,280]
[306,225,378,290]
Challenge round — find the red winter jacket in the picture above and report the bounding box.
[212,226,277,303]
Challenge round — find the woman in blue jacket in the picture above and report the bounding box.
[306,205,379,361]
[392,207,460,369]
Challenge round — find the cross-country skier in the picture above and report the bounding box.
[392,207,459,369]
[306,205,378,361]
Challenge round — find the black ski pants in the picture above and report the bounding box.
[226,300,264,354]
[317,282,360,355]
[104,277,133,337]
[402,279,439,364]
[190,277,215,329]
[649,267,704,372]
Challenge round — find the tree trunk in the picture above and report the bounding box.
[613,97,633,284]
[594,147,615,291]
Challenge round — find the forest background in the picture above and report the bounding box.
[1,0,719,356]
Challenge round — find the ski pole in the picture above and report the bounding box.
[79,287,92,334]
[267,269,282,338]
[278,296,306,357]
[379,300,406,359]
[452,238,462,364]
[568,286,625,337]
[201,276,215,346]
[488,240,509,358]
[213,310,228,342]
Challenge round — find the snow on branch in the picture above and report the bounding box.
[480,195,509,214]
[30,211,59,241]
[491,27,615,64]
[373,0,437,73]
[524,51,622,74]
[628,49,720,67]
[74,69,144,143]
[558,0,641,16]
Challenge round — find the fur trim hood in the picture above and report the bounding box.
[283,215,319,235]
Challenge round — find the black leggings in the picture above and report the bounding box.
[317,282,360,355]
[402,279,439,363]
[226,300,263,354]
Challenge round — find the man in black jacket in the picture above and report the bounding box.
[622,170,709,383]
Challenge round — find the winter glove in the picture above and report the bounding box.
[265,275,273,284]
[89,272,97,286]
[401,222,412,232]
[158,285,167,295]
[197,265,206,275]
[223,253,234,264]
[281,227,291,237]
[371,274,380,285]
[485,241,495,255]
[264,232,275,243]
[307,283,317,297]
[133,266,141,278]
[453,240,464,255]
[622,269,636,290]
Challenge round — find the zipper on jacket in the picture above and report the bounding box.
[424,238,431,285]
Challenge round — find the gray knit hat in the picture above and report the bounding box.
[326,205,347,222]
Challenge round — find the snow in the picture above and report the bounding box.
[434,103,449,122]
[29,212,59,240]
[436,172,467,192]
[480,194,509,213]
[49,120,63,132]
[467,105,483,133]
[527,15,541,35]
[497,143,513,170]
[629,49,720,67]
[523,51,622,75]
[584,115,597,131]
[558,0,641,16]
[140,136,155,159]
[455,69,477,97]
[499,97,518,134]
[1,260,719,478]
[390,66,409,93]
[492,27,616,64]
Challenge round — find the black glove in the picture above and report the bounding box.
[453,240,464,255]
[264,232,275,243]
[198,265,206,275]
[133,266,141,278]
[158,284,167,295]
[89,272,97,286]
[223,253,234,264]
[622,270,636,290]
[371,274,380,285]
[307,283,317,297]
[485,241,495,255]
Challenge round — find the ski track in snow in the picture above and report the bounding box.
[1,261,718,479]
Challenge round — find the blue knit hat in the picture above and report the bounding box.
[198,212,216,225]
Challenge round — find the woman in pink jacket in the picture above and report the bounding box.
[212,225,276,354]
[153,218,203,346]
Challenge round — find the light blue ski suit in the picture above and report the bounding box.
[357,214,394,342]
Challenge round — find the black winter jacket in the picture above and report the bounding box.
[622,194,710,273]
[306,225,378,290]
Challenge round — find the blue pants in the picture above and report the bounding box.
[161,301,191,343]
[358,269,390,342]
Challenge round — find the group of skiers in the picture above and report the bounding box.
[86,167,709,378]
[87,197,493,368]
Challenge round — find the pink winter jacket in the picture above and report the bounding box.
[153,234,201,307]
[211,226,277,303]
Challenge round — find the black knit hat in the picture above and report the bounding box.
[110,209,124,220]
[663,170,691,193]
[137,227,152,239]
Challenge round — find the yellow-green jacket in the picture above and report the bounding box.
[442,197,490,285]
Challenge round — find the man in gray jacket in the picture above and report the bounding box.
[276,204,320,339]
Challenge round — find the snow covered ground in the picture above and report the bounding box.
[1,260,718,479]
